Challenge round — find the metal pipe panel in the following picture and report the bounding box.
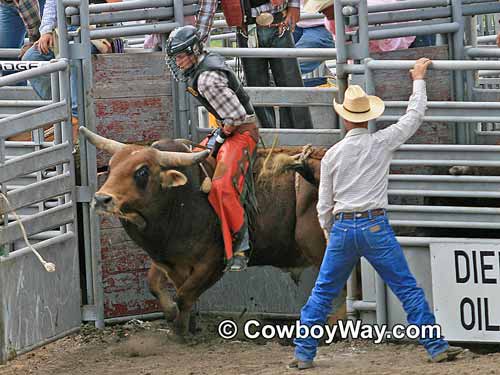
[0,143,71,184]
[368,59,500,70]
[73,5,195,26]
[89,22,179,39]
[389,204,500,214]
[208,47,337,59]
[65,0,198,16]
[245,86,338,107]
[380,115,500,122]
[391,160,500,167]
[0,101,68,139]
[369,23,459,40]
[388,189,500,198]
[368,0,449,12]
[466,47,500,58]
[0,173,72,214]
[0,203,74,245]
[0,232,74,262]
[0,60,68,87]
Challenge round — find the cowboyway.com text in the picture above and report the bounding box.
[217,319,441,344]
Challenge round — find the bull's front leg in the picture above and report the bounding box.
[173,258,223,336]
[147,263,179,321]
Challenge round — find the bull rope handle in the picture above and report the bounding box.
[0,192,56,272]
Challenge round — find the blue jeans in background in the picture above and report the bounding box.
[294,214,450,362]
[22,42,98,118]
[0,0,45,83]
[293,26,335,75]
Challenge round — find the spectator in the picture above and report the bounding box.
[293,0,334,75]
[22,0,118,115]
[305,0,415,53]
[23,0,81,119]
[0,0,44,81]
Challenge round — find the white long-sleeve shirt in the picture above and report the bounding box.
[317,80,427,231]
[39,0,56,34]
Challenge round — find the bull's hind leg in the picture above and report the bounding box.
[148,263,178,321]
[294,175,326,266]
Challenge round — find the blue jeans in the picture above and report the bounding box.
[294,214,449,361]
[22,41,98,117]
[0,0,45,83]
[293,26,335,75]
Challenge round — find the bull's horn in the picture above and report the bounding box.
[156,149,210,167]
[79,126,126,155]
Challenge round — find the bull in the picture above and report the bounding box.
[80,127,326,336]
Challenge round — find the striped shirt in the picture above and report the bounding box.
[196,0,300,41]
[197,70,249,126]
[1,0,41,40]
[317,80,427,231]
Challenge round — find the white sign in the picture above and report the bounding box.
[0,61,47,71]
[430,242,500,343]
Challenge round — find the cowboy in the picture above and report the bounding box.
[166,25,259,272]
[289,58,463,370]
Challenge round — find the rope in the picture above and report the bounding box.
[0,192,56,272]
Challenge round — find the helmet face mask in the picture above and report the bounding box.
[166,26,203,82]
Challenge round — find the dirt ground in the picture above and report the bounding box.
[1,316,499,375]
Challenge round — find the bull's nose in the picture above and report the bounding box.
[94,194,113,207]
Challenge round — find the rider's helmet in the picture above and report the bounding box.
[166,25,203,81]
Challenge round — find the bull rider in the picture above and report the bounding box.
[166,25,259,272]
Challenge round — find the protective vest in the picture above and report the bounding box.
[188,53,254,122]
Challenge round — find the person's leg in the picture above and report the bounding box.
[268,28,313,129]
[294,221,359,362]
[22,46,55,99]
[236,30,275,128]
[360,216,451,359]
[0,3,28,84]
[295,26,335,75]
[0,3,26,48]
[207,130,257,267]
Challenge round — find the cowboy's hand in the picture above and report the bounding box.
[18,42,33,59]
[410,57,432,81]
[36,33,54,55]
[223,124,237,136]
[497,32,500,48]
[284,6,300,32]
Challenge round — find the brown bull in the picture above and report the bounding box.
[81,127,326,335]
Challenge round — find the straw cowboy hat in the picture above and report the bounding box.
[304,0,334,13]
[333,85,385,123]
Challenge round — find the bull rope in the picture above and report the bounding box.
[0,192,56,272]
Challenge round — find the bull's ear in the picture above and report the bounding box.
[160,170,188,189]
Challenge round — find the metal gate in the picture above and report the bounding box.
[0,60,81,363]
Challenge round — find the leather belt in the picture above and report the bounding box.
[334,208,386,221]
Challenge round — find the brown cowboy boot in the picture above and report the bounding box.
[288,359,314,370]
[430,346,464,363]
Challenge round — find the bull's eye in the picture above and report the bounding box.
[134,165,150,190]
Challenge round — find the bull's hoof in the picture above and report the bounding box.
[163,304,179,322]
